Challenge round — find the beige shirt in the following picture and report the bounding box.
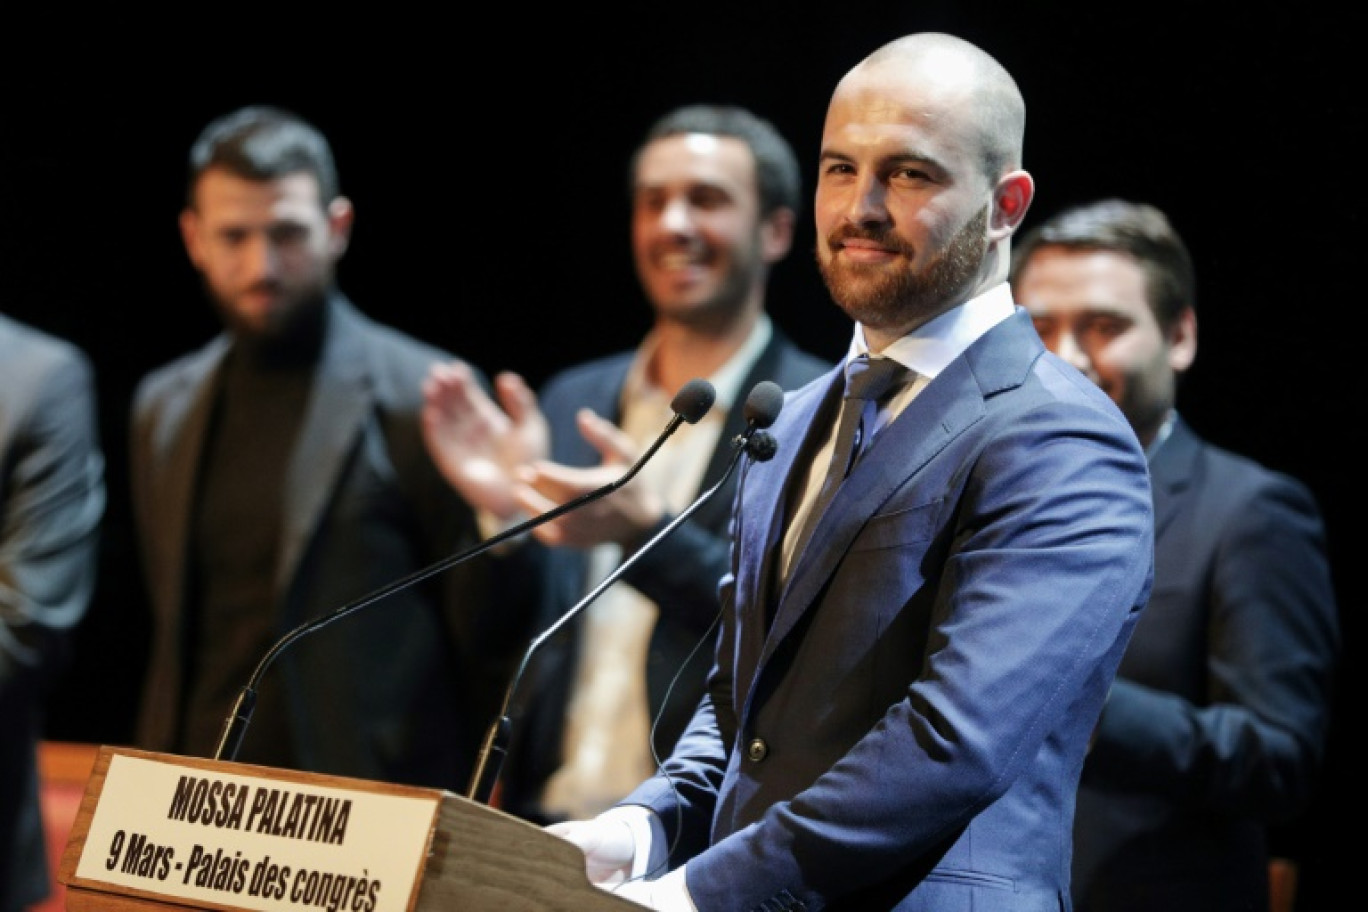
[538,315,774,820]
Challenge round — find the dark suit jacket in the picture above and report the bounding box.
[0,315,105,911]
[626,309,1155,911]
[1072,416,1340,912]
[130,295,501,792]
[498,328,829,822]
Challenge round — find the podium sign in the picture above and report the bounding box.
[59,746,641,911]
[71,751,436,911]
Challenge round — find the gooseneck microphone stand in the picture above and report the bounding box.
[465,382,783,804]
[212,379,718,762]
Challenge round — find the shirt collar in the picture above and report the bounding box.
[846,281,1016,379]
[1146,409,1177,462]
[624,313,773,413]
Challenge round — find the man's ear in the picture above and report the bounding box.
[1168,306,1198,373]
[179,208,204,270]
[991,170,1035,238]
[327,196,355,259]
[760,206,795,264]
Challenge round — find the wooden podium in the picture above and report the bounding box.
[58,746,640,911]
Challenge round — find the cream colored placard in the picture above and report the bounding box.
[74,753,439,912]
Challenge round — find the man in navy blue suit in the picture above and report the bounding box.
[548,32,1155,911]
[1011,198,1340,912]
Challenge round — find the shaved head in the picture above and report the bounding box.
[815,31,1035,344]
[841,32,1025,181]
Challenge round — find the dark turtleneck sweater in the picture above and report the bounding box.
[177,300,327,764]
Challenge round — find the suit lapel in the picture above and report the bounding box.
[276,300,373,602]
[156,338,229,622]
[760,311,1040,661]
[1147,415,1197,540]
[765,363,986,651]
[685,334,788,533]
[701,334,786,484]
[730,367,838,682]
[554,361,627,613]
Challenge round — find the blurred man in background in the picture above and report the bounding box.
[130,105,501,791]
[421,103,829,820]
[1011,197,1340,912]
[0,314,104,911]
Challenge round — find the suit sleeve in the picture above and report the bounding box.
[636,394,1154,909]
[619,516,730,633]
[618,461,752,862]
[1085,470,1340,821]
[0,348,105,686]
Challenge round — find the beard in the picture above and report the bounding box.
[817,205,989,332]
[209,277,330,361]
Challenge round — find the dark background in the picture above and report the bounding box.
[3,4,1358,908]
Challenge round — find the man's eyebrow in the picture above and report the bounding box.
[818,149,942,170]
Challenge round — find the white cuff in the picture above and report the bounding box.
[616,805,659,880]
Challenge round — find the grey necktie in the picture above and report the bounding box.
[790,354,906,564]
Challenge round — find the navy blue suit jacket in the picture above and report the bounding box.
[1072,416,1340,911]
[498,329,828,822]
[625,309,1155,911]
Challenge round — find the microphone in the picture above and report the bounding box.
[212,378,718,763]
[745,430,778,462]
[465,380,784,803]
[733,380,782,460]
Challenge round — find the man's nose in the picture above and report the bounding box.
[1055,331,1093,374]
[241,233,281,278]
[659,196,696,234]
[844,173,890,224]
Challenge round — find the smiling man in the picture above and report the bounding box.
[420,104,829,825]
[547,33,1155,912]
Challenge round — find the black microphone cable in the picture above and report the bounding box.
[634,426,778,882]
[212,378,717,763]
[466,382,784,807]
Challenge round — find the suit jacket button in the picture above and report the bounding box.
[746,738,768,762]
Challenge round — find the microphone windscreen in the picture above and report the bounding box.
[746,430,779,462]
[743,381,785,429]
[672,379,717,424]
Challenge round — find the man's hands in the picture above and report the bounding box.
[518,409,667,548]
[421,362,550,521]
[547,810,695,910]
[545,813,638,888]
[612,866,693,910]
[421,361,668,548]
